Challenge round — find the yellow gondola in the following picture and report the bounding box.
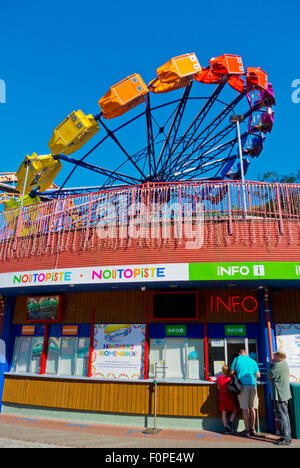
[49,110,99,155]
[16,153,62,195]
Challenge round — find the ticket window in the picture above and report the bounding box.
[227,338,258,366]
[11,336,44,374]
[149,338,204,380]
[188,339,205,380]
[208,339,226,377]
[149,339,166,379]
[227,339,244,366]
[166,338,186,380]
[45,336,90,377]
[208,338,258,377]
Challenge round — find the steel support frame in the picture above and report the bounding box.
[57,154,141,186]
[98,119,147,180]
[145,94,156,178]
[165,99,257,180]
[160,83,227,175]
[156,84,192,171]
[164,91,246,178]
[47,87,262,194]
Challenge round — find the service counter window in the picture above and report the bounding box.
[11,336,44,374]
[10,324,91,378]
[45,336,90,377]
[208,339,225,377]
[149,338,205,381]
[208,337,258,378]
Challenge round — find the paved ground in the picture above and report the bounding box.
[0,414,298,449]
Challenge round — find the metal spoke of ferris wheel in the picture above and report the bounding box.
[169,134,240,180]
[155,84,193,171]
[159,82,227,177]
[58,153,141,186]
[161,90,246,179]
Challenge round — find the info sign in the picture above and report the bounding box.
[165,325,187,336]
[225,325,246,336]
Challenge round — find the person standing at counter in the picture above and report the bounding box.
[217,365,237,433]
[267,351,292,446]
[231,349,261,437]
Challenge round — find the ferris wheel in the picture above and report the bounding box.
[11,53,275,202]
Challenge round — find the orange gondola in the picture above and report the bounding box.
[149,53,201,93]
[99,74,149,119]
[246,67,268,91]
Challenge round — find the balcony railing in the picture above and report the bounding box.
[0,180,299,258]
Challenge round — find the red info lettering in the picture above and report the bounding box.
[242,296,258,313]
[231,296,240,313]
[212,295,258,313]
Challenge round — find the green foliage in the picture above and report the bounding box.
[258,170,300,183]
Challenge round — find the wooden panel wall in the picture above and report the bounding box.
[13,290,151,324]
[200,289,259,323]
[2,376,151,414]
[2,375,266,419]
[270,289,300,323]
[13,288,260,325]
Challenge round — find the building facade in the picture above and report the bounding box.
[0,181,299,432]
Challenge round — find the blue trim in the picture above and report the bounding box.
[12,324,45,337]
[257,288,276,434]
[0,296,16,411]
[48,324,91,337]
[148,323,204,339]
[12,324,22,337]
[207,323,259,338]
[3,279,300,297]
[49,324,61,337]
[148,322,260,341]
[79,324,91,337]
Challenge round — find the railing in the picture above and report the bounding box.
[0,181,300,252]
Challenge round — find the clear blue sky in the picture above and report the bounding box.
[0,0,299,189]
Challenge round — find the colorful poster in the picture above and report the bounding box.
[91,324,145,380]
[276,324,300,382]
[27,296,61,321]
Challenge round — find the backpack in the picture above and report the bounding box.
[227,358,243,394]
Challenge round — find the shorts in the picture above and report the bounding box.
[238,385,259,410]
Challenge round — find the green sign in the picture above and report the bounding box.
[189,261,300,281]
[166,325,186,336]
[225,325,246,336]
